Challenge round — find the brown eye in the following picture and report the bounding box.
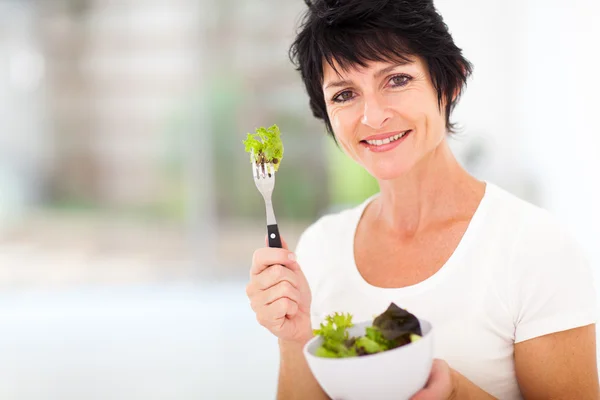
[332,90,354,103]
[389,75,411,87]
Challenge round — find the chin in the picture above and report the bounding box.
[363,160,415,181]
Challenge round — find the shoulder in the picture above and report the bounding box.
[485,183,576,251]
[486,182,593,296]
[294,196,374,254]
[478,183,596,343]
[478,182,591,294]
[296,209,351,244]
[482,186,599,342]
[293,195,375,282]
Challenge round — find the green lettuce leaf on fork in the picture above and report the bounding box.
[242,124,284,171]
[313,303,422,358]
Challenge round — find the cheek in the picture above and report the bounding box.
[329,105,359,138]
[395,92,443,133]
[393,90,427,116]
[331,113,342,132]
[328,109,362,159]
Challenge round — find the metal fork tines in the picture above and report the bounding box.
[252,156,282,248]
[252,161,276,226]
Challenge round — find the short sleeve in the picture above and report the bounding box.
[511,214,598,343]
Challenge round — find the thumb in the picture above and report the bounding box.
[409,359,452,400]
[264,234,289,250]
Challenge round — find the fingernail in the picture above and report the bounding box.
[288,253,296,261]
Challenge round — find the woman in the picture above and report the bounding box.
[246,0,599,398]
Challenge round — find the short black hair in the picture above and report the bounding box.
[289,0,473,138]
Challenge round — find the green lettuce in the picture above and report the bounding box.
[313,303,422,358]
[242,124,284,171]
[313,312,357,358]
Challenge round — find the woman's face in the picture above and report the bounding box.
[322,57,448,181]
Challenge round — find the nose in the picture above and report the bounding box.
[361,93,391,129]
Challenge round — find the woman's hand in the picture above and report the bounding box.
[411,360,498,400]
[410,359,456,400]
[246,237,314,344]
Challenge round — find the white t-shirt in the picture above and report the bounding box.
[295,181,597,399]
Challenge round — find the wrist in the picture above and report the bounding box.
[448,368,460,400]
[279,329,314,348]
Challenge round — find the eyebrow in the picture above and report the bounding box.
[323,61,413,90]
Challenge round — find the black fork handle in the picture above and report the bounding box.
[267,224,282,248]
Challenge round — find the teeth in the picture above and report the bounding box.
[365,131,409,146]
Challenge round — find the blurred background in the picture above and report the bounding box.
[0,0,598,398]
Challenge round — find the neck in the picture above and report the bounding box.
[373,139,484,237]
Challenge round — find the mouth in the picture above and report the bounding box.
[359,130,412,152]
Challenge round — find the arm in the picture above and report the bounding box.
[447,325,599,399]
[508,213,599,398]
[450,369,497,399]
[411,359,497,400]
[414,326,599,400]
[246,236,329,400]
[515,324,599,399]
[276,324,599,400]
[277,338,330,400]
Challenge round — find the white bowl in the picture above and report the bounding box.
[303,319,433,400]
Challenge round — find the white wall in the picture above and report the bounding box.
[438,0,600,297]
[518,0,600,292]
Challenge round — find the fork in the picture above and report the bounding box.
[252,151,282,248]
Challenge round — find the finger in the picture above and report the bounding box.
[260,280,300,307]
[265,235,289,250]
[250,247,298,276]
[246,264,298,298]
[259,297,299,327]
[410,359,451,400]
[246,263,305,298]
[251,280,299,312]
[254,264,299,291]
[424,359,449,389]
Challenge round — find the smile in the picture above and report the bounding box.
[363,130,410,146]
[359,130,412,153]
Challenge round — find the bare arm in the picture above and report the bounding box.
[515,324,599,399]
[411,359,497,400]
[277,338,329,400]
[450,369,497,399]
[451,324,599,399]
[246,240,329,400]
[413,326,598,400]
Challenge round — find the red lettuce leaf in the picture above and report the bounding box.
[372,303,422,346]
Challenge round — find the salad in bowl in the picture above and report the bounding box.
[303,303,434,400]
